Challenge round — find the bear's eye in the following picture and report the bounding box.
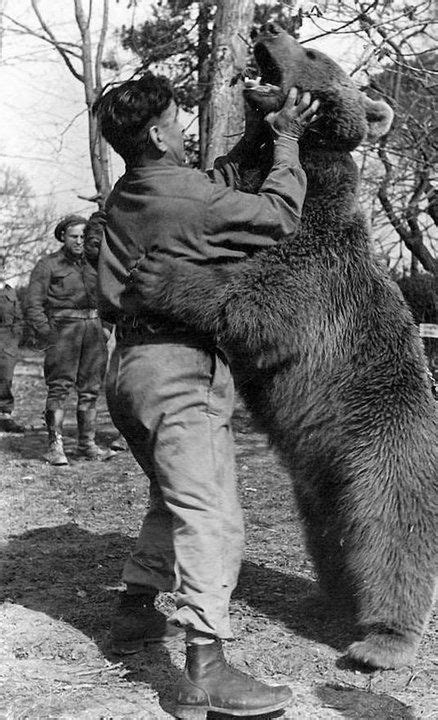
[306,50,316,60]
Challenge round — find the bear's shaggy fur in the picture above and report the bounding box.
[132,24,437,669]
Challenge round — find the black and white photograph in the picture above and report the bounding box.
[0,1,436,718]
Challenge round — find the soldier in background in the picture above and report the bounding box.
[26,215,109,465]
[0,261,25,433]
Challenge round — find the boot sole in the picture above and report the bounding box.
[43,458,69,466]
[174,695,292,719]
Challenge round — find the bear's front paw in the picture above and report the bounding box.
[347,631,419,670]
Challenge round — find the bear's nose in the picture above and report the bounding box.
[260,22,281,36]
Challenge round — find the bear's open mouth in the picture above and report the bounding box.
[241,43,283,109]
[254,44,282,90]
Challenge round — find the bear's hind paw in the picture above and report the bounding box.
[346,633,418,670]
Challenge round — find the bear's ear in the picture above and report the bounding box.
[361,94,394,143]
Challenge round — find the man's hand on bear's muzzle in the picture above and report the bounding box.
[266,87,320,141]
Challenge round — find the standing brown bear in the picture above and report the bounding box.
[126,24,437,670]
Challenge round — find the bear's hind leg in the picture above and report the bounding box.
[301,514,356,614]
[292,465,357,613]
[342,504,436,670]
[294,452,436,671]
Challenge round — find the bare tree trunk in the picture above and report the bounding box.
[74,0,111,205]
[198,1,213,168]
[203,0,255,170]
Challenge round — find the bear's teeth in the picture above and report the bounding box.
[244,76,262,88]
[247,83,281,94]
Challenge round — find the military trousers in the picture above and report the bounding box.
[44,317,107,411]
[106,340,245,638]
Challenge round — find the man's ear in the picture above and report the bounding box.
[149,125,167,153]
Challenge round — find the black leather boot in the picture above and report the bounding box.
[110,432,129,451]
[110,589,183,654]
[44,408,68,465]
[175,639,292,718]
[77,407,111,459]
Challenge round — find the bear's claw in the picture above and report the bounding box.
[347,633,418,670]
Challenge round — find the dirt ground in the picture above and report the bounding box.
[0,349,437,720]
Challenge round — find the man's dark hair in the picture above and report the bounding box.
[93,71,174,162]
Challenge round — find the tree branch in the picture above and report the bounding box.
[94,0,109,90]
[2,12,82,59]
[424,180,438,227]
[377,142,437,274]
[30,0,84,81]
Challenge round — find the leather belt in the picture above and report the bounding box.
[51,308,99,320]
[116,315,213,347]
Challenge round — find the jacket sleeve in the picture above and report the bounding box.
[204,137,306,254]
[26,258,52,338]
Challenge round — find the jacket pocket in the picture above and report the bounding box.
[49,269,76,300]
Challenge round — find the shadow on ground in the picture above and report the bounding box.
[0,421,119,462]
[234,562,356,653]
[0,522,356,717]
[315,683,415,720]
[0,523,351,650]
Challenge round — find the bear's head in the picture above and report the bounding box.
[244,23,393,151]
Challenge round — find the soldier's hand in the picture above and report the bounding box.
[265,87,319,141]
[36,323,57,349]
[128,253,175,305]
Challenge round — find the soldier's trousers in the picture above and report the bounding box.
[0,347,18,414]
[106,340,245,638]
[44,318,107,411]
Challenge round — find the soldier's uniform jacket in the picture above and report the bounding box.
[26,248,99,338]
[0,285,23,355]
[99,141,306,324]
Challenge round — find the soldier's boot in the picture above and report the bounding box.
[44,408,69,466]
[110,589,184,655]
[110,432,129,452]
[175,639,292,719]
[77,407,111,460]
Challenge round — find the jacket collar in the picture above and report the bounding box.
[60,247,84,266]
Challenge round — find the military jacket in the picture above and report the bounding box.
[99,139,306,323]
[26,249,98,338]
